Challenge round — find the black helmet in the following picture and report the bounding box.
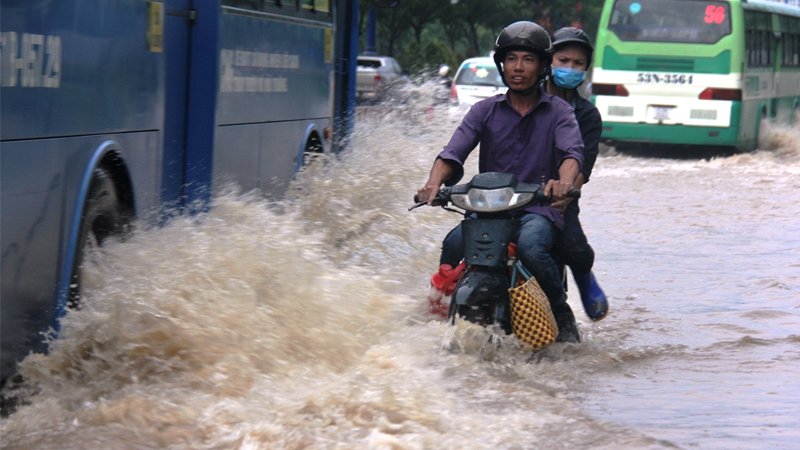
[493,22,553,95]
[551,27,594,69]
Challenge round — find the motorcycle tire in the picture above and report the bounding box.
[448,302,513,335]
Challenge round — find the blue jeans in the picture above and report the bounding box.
[439,212,566,307]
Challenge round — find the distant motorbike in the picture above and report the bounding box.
[411,172,579,337]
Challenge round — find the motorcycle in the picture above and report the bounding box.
[411,172,580,342]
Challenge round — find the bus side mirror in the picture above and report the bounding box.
[373,0,399,7]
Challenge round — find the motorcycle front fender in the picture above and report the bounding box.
[452,270,508,307]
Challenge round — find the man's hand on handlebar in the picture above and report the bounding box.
[416,184,442,206]
[417,158,454,206]
[544,179,573,202]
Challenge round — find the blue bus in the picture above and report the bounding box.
[0,0,392,383]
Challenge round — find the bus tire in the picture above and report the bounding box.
[301,133,324,169]
[67,167,131,308]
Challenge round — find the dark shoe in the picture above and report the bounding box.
[552,302,581,343]
[574,271,609,321]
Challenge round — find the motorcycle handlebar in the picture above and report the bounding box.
[414,189,580,205]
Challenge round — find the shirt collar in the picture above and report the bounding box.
[501,86,552,113]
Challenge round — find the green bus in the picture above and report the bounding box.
[591,0,800,151]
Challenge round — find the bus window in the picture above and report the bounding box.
[781,16,800,67]
[745,11,774,67]
[223,0,263,10]
[315,0,330,12]
[301,0,330,12]
[608,0,732,44]
[298,0,331,20]
[222,0,281,11]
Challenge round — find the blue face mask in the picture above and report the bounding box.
[552,66,587,90]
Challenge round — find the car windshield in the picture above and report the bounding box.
[357,59,381,68]
[455,61,504,87]
[609,0,732,44]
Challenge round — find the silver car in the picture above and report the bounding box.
[356,56,404,100]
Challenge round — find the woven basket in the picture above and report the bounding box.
[508,277,558,349]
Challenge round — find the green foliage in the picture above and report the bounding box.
[363,0,606,65]
[396,40,459,77]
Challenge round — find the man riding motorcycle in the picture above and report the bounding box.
[417,21,585,342]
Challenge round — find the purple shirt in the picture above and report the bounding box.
[438,89,584,229]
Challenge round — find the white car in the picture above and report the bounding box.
[452,57,507,106]
[356,56,405,100]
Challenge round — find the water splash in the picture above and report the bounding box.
[3,85,799,449]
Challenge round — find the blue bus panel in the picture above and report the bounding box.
[0,0,163,140]
[0,0,363,383]
[213,8,333,194]
[1,0,167,380]
[1,132,162,379]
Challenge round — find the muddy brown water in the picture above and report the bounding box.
[2,94,799,449]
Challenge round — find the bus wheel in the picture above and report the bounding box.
[68,167,131,308]
[301,134,324,169]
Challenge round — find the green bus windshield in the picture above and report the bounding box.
[609,0,732,44]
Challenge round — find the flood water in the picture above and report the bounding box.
[2,91,799,449]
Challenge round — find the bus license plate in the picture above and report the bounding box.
[650,106,674,121]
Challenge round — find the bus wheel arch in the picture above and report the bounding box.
[297,124,324,171]
[66,143,135,309]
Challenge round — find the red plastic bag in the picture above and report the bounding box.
[427,261,466,317]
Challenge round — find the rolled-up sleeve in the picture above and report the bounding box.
[553,107,584,171]
[438,104,484,185]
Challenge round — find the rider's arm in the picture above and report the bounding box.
[547,157,580,199]
[547,107,584,201]
[419,158,454,205]
[553,102,600,207]
[438,105,484,184]
[418,102,485,204]
[559,158,580,186]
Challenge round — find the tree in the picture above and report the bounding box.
[402,0,449,44]
[361,0,607,60]
[437,0,528,56]
[376,6,408,56]
[435,5,465,51]
[396,40,458,76]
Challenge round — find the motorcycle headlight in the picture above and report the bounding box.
[450,188,533,212]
